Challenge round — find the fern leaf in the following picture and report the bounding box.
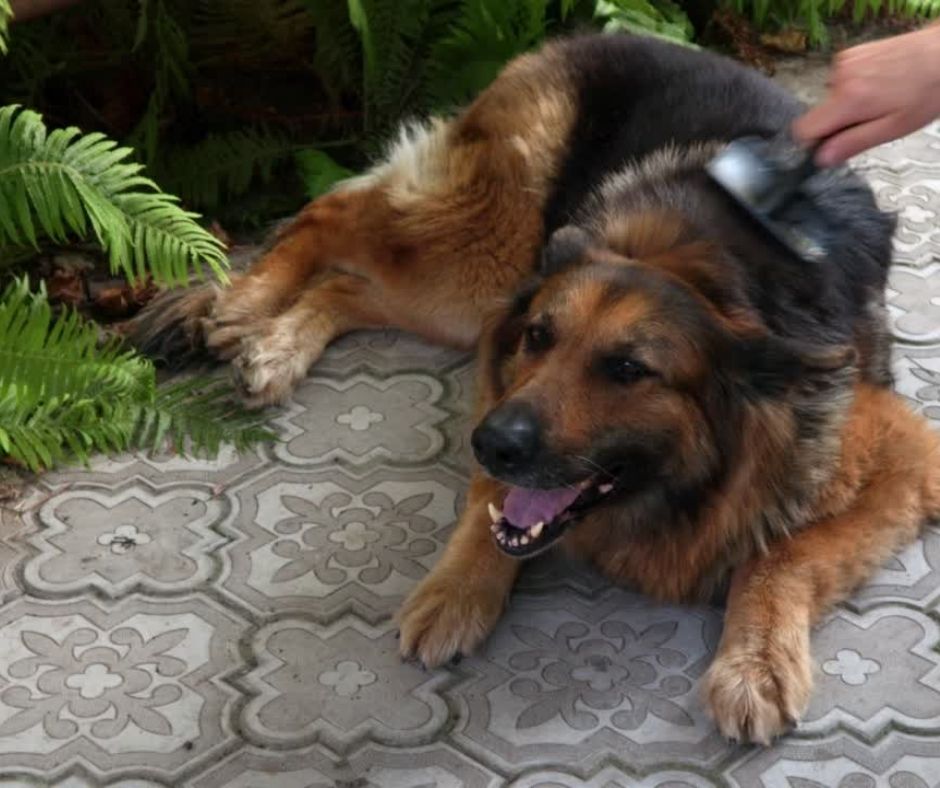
[153,129,298,211]
[424,0,551,112]
[360,0,433,131]
[0,0,11,55]
[302,0,362,100]
[0,278,274,472]
[0,277,152,408]
[0,104,227,286]
[114,192,230,284]
[595,0,695,45]
[295,148,355,199]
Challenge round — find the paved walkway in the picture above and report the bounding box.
[5,69,940,787]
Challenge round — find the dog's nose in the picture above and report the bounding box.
[472,401,542,472]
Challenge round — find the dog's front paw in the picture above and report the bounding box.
[702,633,812,745]
[397,573,506,668]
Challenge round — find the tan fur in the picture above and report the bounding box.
[155,45,578,406]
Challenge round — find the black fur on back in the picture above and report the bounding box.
[543,34,897,385]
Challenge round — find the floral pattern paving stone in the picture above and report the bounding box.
[23,480,229,596]
[220,465,463,621]
[9,91,940,784]
[0,596,245,781]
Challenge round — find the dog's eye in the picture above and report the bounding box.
[603,356,650,384]
[524,324,552,353]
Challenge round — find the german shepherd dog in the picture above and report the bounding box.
[131,33,940,743]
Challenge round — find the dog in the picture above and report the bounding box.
[129,33,940,744]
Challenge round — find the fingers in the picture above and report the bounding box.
[814,113,911,166]
[791,91,869,147]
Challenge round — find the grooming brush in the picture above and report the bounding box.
[706,133,834,263]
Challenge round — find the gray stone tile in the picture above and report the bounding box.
[220,464,463,621]
[22,479,230,597]
[271,371,451,468]
[802,607,940,738]
[0,596,246,782]
[449,588,730,773]
[238,617,459,754]
[192,742,500,788]
[726,732,940,787]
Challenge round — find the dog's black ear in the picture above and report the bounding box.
[734,334,857,398]
[541,225,592,277]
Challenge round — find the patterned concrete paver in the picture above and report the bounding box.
[5,69,940,786]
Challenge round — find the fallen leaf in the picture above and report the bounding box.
[46,268,86,307]
[209,221,233,250]
[760,29,807,54]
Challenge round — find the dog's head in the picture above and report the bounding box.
[474,214,855,558]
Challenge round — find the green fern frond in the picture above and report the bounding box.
[595,0,695,45]
[153,128,298,210]
[295,148,355,199]
[424,0,551,111]
[0,104,227,286]
[0,277,274,472]
[0,0,12,55]
[360,0,434,131]
[126,0,193,165]
[140,376,276,457]
[303,0,362,99]
[0,277,151,409]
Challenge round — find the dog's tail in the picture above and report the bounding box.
[123,223,288,368]
[122,283,221,370]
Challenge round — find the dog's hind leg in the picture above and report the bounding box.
[703,385,940,744]
[125,187,379,366]
[229,272,390,407]
[202,188,385,361]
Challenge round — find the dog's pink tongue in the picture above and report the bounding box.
[503,486,581,530]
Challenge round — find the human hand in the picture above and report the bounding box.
[792,25,940,166]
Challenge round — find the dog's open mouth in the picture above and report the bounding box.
[488,477,615,558]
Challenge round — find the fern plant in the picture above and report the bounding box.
[0,0,11,55]
[595,0,695,44]
[0,102,274,472]
[152,128,298,211]
[0,104,227,285]
[423,0,554,111]
[0,277,273,471]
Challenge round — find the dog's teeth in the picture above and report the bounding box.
[599,483,614,494]
[496,530,506,543]
[490,522,499,533]
[520,535,530,546]
[487,502,502,522]
[510,537,519,548]
[530,521,544,539]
